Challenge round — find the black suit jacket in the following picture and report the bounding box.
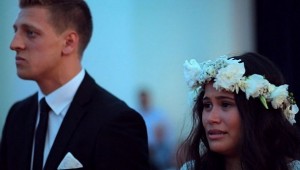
[0,73,149,170]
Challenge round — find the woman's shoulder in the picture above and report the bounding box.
[180,161,195,170]
[288,160,300,170]
[180,160,300,170]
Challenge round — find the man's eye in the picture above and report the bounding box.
[26,30,36,38]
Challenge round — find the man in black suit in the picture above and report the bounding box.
[0,0,149,169]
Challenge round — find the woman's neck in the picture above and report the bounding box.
[225,156,241,170]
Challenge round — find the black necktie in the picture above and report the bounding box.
[33,98,50,170]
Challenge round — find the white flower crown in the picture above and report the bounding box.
[183,55,299,124]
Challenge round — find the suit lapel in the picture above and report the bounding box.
[44,102,86,169]
[44,73,95,170]
[22,94,39,169]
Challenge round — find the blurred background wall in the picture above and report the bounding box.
[0,0,255,142]
[255,0,300,127]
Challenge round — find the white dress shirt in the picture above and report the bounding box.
[31,70,85,169]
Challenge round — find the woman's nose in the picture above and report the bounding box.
[207,107,221,124]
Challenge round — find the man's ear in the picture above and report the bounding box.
[62,31,79,55]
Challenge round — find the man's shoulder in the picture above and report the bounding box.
[74,73,141,120]
[4,93,38,128]
[10,93,38,111]
[79,75,135,112]
[78,73,126,105]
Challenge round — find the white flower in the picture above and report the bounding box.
[225,57,242,65]
[284,104,298,124]
[214,56,229,69]
[198,60,215,84]
[183,56,298,124]
[291,104,299,114]
[213,61,245,93]
[270,85,289,109]
[243,74,269,99]
[183,59,200,88]
[267,84,276,95]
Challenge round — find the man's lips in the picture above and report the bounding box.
[16,56,26,64]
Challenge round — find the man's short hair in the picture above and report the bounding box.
[19,0,93,56]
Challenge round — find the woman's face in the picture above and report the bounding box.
[202,83,242,157]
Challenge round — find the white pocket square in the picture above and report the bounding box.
[57,152,83,169]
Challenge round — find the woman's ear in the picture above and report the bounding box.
[62,31,79,55]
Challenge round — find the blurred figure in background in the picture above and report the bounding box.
[138,89,176,170]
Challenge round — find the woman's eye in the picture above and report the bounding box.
[221,102,234,109]
[203,103,212,110]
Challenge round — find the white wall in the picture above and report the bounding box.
[0,0,254,142]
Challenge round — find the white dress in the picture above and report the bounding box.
[289,160,300,170]
[180,160,300,170]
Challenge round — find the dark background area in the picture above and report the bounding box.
[255,0,300,128]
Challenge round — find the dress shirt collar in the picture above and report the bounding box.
[38,69,85,116]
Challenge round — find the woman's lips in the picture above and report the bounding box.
[207,129,227,140]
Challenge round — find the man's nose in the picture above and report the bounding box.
[10,32,25,51]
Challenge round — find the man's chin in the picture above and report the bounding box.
[17,72,33,80]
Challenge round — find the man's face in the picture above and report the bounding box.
[10,6,65,82]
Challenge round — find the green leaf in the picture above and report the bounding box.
[260,96,268,109]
